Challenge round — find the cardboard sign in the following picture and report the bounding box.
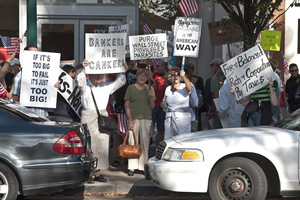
[108,24,129,53]
[208,20,243,46]
[260,30,281,51]
[57,68,83,118]
[220,44,277,100]
[20,51,60,108]
[173,17,202,58]
[129,33,168,60]
[85,33,126,74]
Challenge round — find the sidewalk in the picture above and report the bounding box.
[57,145,205,199]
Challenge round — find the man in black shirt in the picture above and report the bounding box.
[286,63,300,113]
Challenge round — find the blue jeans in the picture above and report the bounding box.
[248,112,261,127]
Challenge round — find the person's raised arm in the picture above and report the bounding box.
[0,54,15,82]
[181,70,191,93]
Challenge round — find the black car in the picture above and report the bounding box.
[0,99,96,200]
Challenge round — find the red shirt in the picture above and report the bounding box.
[153,72,166,108]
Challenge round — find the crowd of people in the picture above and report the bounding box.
[0,45,299,182]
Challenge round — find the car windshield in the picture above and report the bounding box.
[0,99,49,122]
[275,109,300,131]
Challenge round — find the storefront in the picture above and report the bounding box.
[19,0,139,65]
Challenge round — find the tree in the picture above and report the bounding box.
[139,0,181,21]
[210,0,294,50]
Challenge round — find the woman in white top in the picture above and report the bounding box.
[161,66,192,139]
[77,59,127,182]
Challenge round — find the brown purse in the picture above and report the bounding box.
[118,129,142,158]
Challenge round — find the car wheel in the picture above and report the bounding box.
[209,157,267,200]
[0,163,19,200]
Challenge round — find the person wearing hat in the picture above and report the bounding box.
[5,58,21,93]
[208,58,224,129]
[161,66,192,139]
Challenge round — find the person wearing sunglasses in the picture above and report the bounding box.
[161,66,192,139]
[286,63,300,113]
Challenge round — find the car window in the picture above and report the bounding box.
[0,99,49,122]
[275,110,300,131]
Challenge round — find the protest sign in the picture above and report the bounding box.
[57,67,83,118]
[220,44,277,100]
[260,30,281,51]
[208,20,243,46]
[20,51,60,108]
[85,33,126,74]
[108,24,129,53]
[173,17,202,58]
[155,29,174,59]
[129,33,168,60]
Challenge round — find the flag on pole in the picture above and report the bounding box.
[283,53,289,75]
[178,0,199,17]
[142,16,158,70]
[0,36,21,56]
[143,16,154,35]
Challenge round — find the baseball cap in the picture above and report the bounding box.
[10,58,20,66]
[209,58,224,66]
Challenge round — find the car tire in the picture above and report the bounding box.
[208,157,267,200]
[0,163,19,200]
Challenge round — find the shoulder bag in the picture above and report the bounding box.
[90,87,117,134]
[118,129,142,158]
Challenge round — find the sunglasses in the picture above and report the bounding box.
[170,72,180,76]
[71,69,76,73]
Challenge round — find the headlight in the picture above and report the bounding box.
[162,148,204,162]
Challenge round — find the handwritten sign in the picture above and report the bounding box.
[20,51,60,108]
[57,68,83,118]
[208,20,243,46]
[85,33,126,74]
[260,30,281,51]
[129,33,168,60]
[220,44,277,100]
[108,24,129,53]
[173,17,202,58]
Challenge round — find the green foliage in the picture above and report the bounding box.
[205,0,284,50]
[139,0,181,20]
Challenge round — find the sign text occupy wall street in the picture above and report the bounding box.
[220,44,277,100]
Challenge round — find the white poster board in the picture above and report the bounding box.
[57,68,83,118]
[85,33,126,74]
[20,51,60,108]
[129,33,168,60]
[173,17,202,57]
[108,24,129,53]
[220,44,277,100]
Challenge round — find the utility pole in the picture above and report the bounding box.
[27,0,37,46]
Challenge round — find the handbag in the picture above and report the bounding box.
[118,129,142,158]
[90,87,117,133]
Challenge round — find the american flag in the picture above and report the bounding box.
[143,16,153,34]
[178,0,199,17]
[142,16,158,71]
[283,54,289,75]
[117,113,128,134]
[0,36,21,56]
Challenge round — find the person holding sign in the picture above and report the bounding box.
[78,59,127,182]
[161,66,192,139]
[53,65,80,122]
[238,77,278,127]
[124,69,156,176]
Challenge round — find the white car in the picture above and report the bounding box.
[145,111,300,200]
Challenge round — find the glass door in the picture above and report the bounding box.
[37,19,79,63]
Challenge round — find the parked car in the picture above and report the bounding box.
[0,99,96,200]
[145,110,300,200]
